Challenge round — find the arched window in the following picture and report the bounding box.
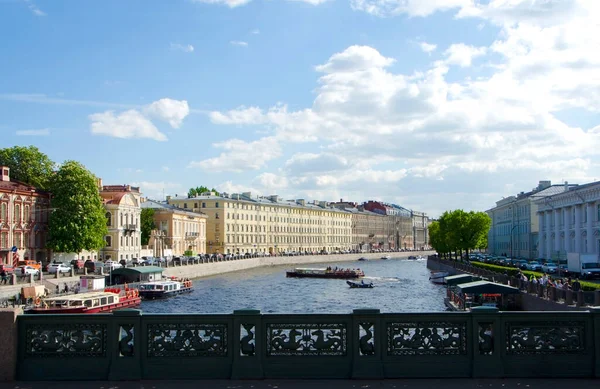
[105,212,112,227]
[14,204,21,223]
[24,205,30,222]
[0,203,6,221]
[105,236,112,247]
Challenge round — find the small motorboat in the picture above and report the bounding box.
[429,271,449,284]
[347,280,373,289]
[358,257,369,261]
[381,255,391,260]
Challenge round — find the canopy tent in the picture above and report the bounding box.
[457,280,520,295]
[445,274,481,286]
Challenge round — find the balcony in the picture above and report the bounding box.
[185,232,200,240]
[123,224,137,232]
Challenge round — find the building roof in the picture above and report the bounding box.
[457,280,520,295]
[445,274,481,286]
[141,199,207,218]
[0,179,49,197]
[111,266,164,275]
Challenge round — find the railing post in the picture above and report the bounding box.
[595,291,600,306]
[577,290,584,307]
[591,307,600,378]
[0,307,22,381]
[108,309,142,380]
[352,309,383,379]
[566,289,574,305]
[231,309,263,379]
[471,306,502,378]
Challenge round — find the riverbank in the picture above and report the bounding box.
[163,251,434,280]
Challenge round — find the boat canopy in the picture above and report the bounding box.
[445,274,481,286]
[457,280,520,295]
[293,268,326,273]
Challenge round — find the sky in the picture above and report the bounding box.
[2,0,600,218]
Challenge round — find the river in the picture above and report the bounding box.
[140,256,447,314]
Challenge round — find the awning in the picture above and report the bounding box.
[445,274,481,286]
[457,280,520,295]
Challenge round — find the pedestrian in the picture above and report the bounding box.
[571,277,581,292]
[64,284,69,293]
[56,284,59,294]
[0,269,6,285]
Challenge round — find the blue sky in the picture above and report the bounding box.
[2,0,600,218]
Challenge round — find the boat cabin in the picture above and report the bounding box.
[79,275,106,292]
[110,266,163,284]
[43,291,119,309]
[139,280,180,292]
[446,280,521,311]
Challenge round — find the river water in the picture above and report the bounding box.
[140,257,447,314]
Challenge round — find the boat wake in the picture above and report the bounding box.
[363,276,403,282]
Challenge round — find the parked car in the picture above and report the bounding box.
[70,259,84,269]
[527,261,543,271]
[18,265,40,276]
[17,260,42,271]
[131,258,141,266]
[48,263,72,274]
[541,262,558,274]
[104,260,122,270]
[0,264,15,274]
[84,260,105,273]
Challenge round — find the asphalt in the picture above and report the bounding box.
[0,379,598,389]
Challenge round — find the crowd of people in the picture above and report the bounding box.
[516,270,581,294]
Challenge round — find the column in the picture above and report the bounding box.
[587,203,594,253]
[545,211,552,259]
[574,205,582,252]
[554,209,561,253]
[565,206,572,253]
[538,212,545,258]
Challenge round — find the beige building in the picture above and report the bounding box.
[99,183,142,262]
[141,199,207,256]
[0,166,51,264]
[167,192,352,255]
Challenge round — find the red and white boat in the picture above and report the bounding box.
[24,287,141,314]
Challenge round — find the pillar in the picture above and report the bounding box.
[565,207,572,253]
[545,211,552,259]
[554,209,560,253]
[538,212,545,259]
[575,205,582,252]
[0,308,22,380]
[586,203,594,253]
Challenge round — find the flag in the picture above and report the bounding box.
[12,251,19,268]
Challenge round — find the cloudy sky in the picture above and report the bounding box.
[2,0,599,218]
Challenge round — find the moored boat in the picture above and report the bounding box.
[139,278,193,299]
[381,255,391,260]
[358,257,369,261]
[286,267,364,279]
[346,280,373,288]
[429,271,449,284]
[25,287,141,314]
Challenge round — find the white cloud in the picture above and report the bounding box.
[15,128,50,136]
[315,45,395,73]
[419,41,437,54]
[190,0,251,8]
[350,0,471,17]
[444,43,487,67]
[132,181,183,200]
[161,166,170,172]
[230,40,248,47]
[170,43,194,53]
[23,0,45,16]
[251,29,260,34]
[288,0,330,4]
[254,172,289,190]
[89,110,168,141]
[188,137,282,172]
[145,98,190,128]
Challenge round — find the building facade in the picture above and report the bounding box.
[0,166,51,264]
[487,181,576,260]
[99,183,142,262]
[361,201,421,250]
[167,192,353,255]
[141,199,207,257]
[536,181,600,261]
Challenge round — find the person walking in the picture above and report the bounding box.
[0,269,6,285]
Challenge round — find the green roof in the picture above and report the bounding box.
[457,280,520,295]
[111,266,164,275]
[445,274,481,286]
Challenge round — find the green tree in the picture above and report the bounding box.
[188,186,219,198]
[430,210,491,260]
[47,161,108,253]
[140,208,156,246]
[0,145,55,189]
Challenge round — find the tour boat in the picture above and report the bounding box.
[381,255,391,260]
[138,278,193,299]
[25,287,141,314]
[286,267,364,279]
[358,257,369,261]
[346,280,373,289]
[429,271,449,285]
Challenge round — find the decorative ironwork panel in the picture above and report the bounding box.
[119,324,135,357]
[387,321,467,356]
[147,323,228,358]
[506,321,585,354]
[240,323,255,357]
[25,324,106,357]
[266,323,347,356]
[358,322,375,356]
[478,322,493,355]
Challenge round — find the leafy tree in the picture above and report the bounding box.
[140,208,156,246]
[188,186,219,198]
[429,210,491,260]
[47,161,108,253]
[0,145,55,189]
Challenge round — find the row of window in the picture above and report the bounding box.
[541,204,600,226]
[0,231,45,249]
[225,234,351,244]
[0,203,48,223]
[104,235,139,248]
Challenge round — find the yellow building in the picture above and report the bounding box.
[141,199,207,256]
[167,192,352,255]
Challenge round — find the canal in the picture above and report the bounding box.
[140,257,447,314]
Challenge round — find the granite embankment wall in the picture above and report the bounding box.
[163,251,435,279]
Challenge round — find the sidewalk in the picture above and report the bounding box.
[1,379,598,389]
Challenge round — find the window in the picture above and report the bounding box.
[202,202,206,208]
[184,203,188,209]
[216,202,219,208]
[105,212,112,227]
[24,205,30,222]
[215,213,219,219]
[14,204,20,223]
[0,203,5,221]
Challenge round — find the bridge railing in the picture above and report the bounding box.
[14,307,600,381]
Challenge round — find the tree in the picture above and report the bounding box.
[188,186,219,198]
[0,145,55,189]
[47,161,108,253]
[140,208,156,246]
[429,210,491,260]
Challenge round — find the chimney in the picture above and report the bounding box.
[564,181,569,190]
[0,166,9,182]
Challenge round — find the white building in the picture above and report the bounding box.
[536,181,600,261]
[487,181,575,259]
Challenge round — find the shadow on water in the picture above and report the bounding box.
[141,257,447,314]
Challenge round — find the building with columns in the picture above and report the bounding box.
[487,181,576,260]
[536,181,600,261]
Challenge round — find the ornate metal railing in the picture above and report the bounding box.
[16,307,600,380]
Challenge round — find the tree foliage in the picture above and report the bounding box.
[140,208,156,246]
[429,210,491,259]
[0,145,56,190]
[47,161,108,253]
[188,186,219,198]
